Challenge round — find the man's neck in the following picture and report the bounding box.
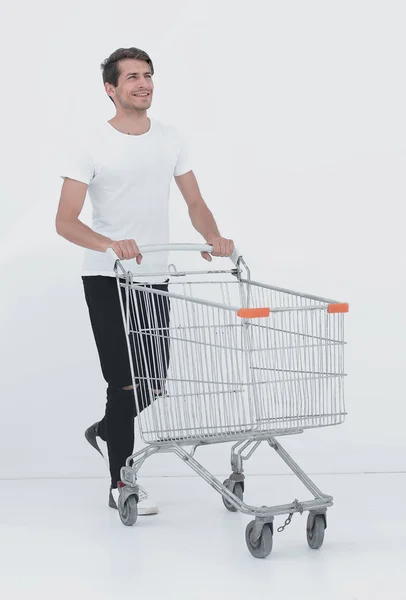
[108,114,151,136]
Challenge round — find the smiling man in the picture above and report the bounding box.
[55,47,234,515]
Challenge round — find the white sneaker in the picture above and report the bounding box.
[110,483,158,516]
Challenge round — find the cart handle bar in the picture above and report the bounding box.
[107,243,241,267]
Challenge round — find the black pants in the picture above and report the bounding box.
[82,276,170,487]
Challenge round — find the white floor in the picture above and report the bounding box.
[1,473,405,600]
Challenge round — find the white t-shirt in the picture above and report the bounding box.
[60,118,192,280]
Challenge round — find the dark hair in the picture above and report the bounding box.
[101,47,154,104]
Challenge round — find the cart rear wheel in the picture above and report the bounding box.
[222,480,243,512]
[245,521,273,558]
[306,514,325,549]
[118,494,138,526]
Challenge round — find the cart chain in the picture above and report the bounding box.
[277,513,293,533]
[277,499,303,533]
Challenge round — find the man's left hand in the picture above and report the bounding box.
[201,237,235,262]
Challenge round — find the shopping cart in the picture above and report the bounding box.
[107,244,349,558]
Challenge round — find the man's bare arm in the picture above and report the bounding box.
[174,170,234,259]
[55,178,142,261]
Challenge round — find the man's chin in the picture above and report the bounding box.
[134,101,152,110]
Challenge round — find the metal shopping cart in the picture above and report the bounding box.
[108,244,349,558]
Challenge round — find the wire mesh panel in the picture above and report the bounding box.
[240,280,346,432]
[118,273,347,444]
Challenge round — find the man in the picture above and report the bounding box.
[56,47,234,515]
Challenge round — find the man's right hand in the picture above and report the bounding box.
[107,239,143,264]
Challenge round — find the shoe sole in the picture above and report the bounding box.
[138,507,159,516]
[84,423,103,456]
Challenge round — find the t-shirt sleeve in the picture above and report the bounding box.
[59,134,95,185]
[174,130,193,176]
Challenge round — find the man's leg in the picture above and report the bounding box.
[82,276,138,488]
[103,385,136,488]
[82,276,169,513]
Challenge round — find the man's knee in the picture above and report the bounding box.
[121,384,140,391]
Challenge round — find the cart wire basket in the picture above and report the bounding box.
[108,244,349,558]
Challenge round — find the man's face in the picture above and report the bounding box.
[107,58,154,110]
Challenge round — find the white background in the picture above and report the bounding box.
[0,0,405,480]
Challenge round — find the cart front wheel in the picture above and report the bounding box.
[119,494,138,526]
[222,480,243,512]
[306,514,325,549]
[245,521,273,558]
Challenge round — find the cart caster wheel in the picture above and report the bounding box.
[118,494,138,527]
[222,480,244,512]
[245,521,273,558]
[306,514,325,549]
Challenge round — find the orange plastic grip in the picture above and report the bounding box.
[237,308,271,318]
[327,303,349,314]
